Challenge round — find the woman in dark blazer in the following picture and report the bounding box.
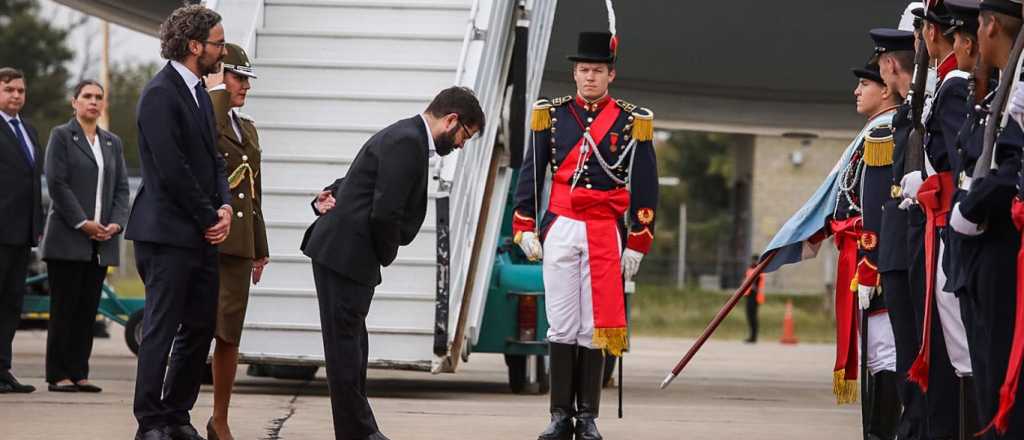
[39,80,129,393]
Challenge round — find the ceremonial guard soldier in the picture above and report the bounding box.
[849,59,902,440]
[951,0,1024,436]
[514,31,658,440]
[871,23,928,439]
[902,6,974,439]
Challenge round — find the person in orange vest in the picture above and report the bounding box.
[744,255,766,344]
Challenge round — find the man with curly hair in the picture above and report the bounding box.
[126,5,230,440]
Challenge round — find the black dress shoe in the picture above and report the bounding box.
[165,424,205,440]
[135,428,171,440]
[75,382,102,393]
[48,383,78,392]
[0,372,36,393]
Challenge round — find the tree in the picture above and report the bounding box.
[640,131,744,286]
[107,62,159,173]
[0,0,73,138]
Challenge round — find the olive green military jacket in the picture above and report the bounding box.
[210,89,269,260]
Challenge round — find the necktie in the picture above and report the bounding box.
[8,119,33,167]
[195,82,214,137]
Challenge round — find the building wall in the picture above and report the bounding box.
[751,134,852,294]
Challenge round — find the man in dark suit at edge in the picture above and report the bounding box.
[302,86,485,440]
[126,5,231,440]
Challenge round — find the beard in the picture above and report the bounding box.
[434,125,459,156]
[198,51,223,76]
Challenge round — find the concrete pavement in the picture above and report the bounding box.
[1,326,859,439]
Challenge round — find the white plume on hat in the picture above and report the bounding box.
[899,2,923,31]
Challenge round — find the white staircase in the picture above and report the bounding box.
[213,0,557,371]
[235,0,474,369]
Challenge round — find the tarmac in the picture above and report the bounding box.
[1,326,859,440]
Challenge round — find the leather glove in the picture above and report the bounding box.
[516,231,543,261]
[901,171,924,202]
[858,284,875,311]
[621,248,644,280]
[950,202,984,236]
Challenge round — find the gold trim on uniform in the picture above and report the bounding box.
[863,133,895,167]
[531,99,552,131]
[629,106,655,142]
[551,95,573,106]
[637,207,655,225]
[859,231,878,251]
[891,185,902,199]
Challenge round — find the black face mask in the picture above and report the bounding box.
[434,125,459,156]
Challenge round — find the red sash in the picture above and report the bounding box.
[984,197,1024,434]
[908,172,954,392]
[830,217,862,404]
[546,102,629,355]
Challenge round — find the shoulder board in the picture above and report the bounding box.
[864,126,894,167]
[616,99,637,113]
[550,95,574,106]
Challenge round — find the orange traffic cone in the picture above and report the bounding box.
[780,299,799,345]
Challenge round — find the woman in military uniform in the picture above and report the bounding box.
[205,43,269,440]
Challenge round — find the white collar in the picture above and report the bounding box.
[170,60,201,91]
[420,114,436,157]
[0,110,19,124]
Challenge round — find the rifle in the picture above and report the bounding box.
[904,36,930,176]
[972,29,1024,179]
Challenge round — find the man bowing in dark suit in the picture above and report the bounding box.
[302,86,485,440]
[125,5,230,440]
[0,67,42,394]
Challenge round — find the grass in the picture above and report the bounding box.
[631,285,838,343]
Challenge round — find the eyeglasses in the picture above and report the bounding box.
[456,118,475,140]
[203,40,226,49]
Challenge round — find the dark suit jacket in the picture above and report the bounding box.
[302,115,429,287]
[125,62,231,248]
[0,115,43,246]
[39,119,130,265]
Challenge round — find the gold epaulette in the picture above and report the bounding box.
[863,130,895,167]
[531,98,552,131]
[627,105,654,142]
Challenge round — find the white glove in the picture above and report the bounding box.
[517,231,543,261]
[898,198,915,210]
[858,284,875,311]
[901,171,924,202]
[621,248,644,280]
[1010,84,1024,129]
[950,203,984,236]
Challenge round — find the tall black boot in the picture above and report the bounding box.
[959,376,980,440]
[575,347,605,440]
[868,371,901,440]
[538,343,576,440]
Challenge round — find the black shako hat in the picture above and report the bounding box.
[980,0,1023,18]
[870,28,915,53]
[912,2,957,26]
[567,31,618,63]
[945,0,982,35]
[853,61,885,85]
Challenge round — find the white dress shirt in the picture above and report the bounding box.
[74,132,105,230]
[419,114,437,158]
[1,110,35,161]
[229,109,243,142]
[170,60,201,107]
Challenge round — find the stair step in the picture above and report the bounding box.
[264,1,470,35]
[258,122,378,158]
[255,60,455,96]
[245,91,431,127]
[247,288,436,331]
[260,154,352,190]
[266,220,437,260]
[257,253,437,293]
[255,29,463,65]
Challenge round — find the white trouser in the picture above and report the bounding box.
[936,240,973,376]
[542,216,619,348]
[866,313,897,375]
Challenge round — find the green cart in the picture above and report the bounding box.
[22,273,146,354]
